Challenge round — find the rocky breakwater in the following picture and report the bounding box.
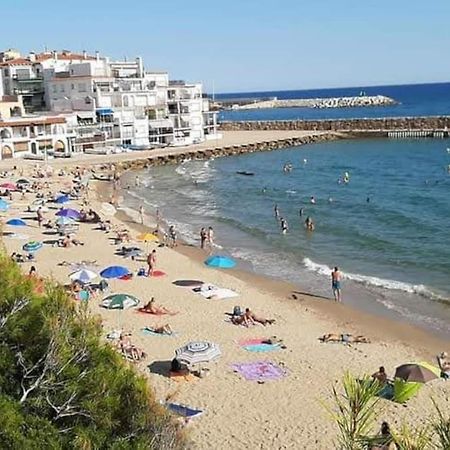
[93,132,343,173]
[234,95,397,110]
[220,116,450,133]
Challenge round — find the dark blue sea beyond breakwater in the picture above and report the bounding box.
[123,138,450,337]
[218,82,450,121]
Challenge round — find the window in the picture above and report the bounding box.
[71,84,75,90]
[60,84,65,93]
[78,83,86,93]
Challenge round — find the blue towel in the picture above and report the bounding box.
[243,343,280,353]
[166,402,203,418]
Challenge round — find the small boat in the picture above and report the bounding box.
[236,171,255,176]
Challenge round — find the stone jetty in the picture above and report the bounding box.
[227,95,397,110]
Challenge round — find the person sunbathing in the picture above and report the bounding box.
[146,324,173,335]
[117,333,146,361]
[231,308,255,327]
[247,308,275,326]
[320,333,371,343]
[141,298,176,315]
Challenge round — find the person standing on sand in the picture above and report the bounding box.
[331,267,342,302]
[200,227,207,249]
[36,207,44,227]
[207,226,214,251]
[147,250,156,277]
[139,205,144,225]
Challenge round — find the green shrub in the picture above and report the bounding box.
[0,255,185,449]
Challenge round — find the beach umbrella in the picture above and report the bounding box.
[56,208,80,220]
[69,269,98,284]
[55,195,70,204]
[204,255,236,269]
[100,265,130,279]
[16,178,30,186]
[0,199,10,212]
[137,232,158,242]
[394,362,440,383]
[0,182,17,191]
[22,241,43,252]
[56,216,75,226]
[101,202,116,216]
[173,280,204,288]
[6,218,27,227]
[101,293,140,309]
[175,341,221,366]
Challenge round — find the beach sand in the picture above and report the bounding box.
[1,161,449,449]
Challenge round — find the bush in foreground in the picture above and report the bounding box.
[0,255,185,449]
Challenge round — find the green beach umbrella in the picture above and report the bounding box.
[101,293,140,310]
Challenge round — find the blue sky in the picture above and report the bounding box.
[2,0,450,92]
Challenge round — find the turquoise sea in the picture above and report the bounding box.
[123,138,450,337]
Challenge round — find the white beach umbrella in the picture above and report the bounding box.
[69,269,98,284]
[101,202,117,216]
[175,341,221,366]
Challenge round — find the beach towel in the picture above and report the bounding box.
[151,270,166,277]
[194,284,239,300]
[231,361,287,381]
[238,337,281,353]
[141,327,178,337]
[165,402,203,419]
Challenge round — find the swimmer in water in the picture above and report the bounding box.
[280,217,288,234]
[303,158,307,165]
[262,186,267,193]
[328,197,333,203]
[274,204,280,218]
[310,196,316,205]
[366,196,370,203]
[299,208,304,217]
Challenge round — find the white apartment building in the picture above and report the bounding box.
[0,48,220,156]
[0,115,74,160]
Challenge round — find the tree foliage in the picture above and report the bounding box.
[0,255,185,449]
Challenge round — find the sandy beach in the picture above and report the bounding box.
[1,153,449,449]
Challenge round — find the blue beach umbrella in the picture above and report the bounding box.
[0,199,10,212]
[100,265,130,279]
[204,255,236,269]
[56,216,75,226]
[55,195,70,204]
[6,218,27,227]
[56,208,80,220]
[22,241,43,252]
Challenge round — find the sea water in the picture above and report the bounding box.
[123,138,450,337]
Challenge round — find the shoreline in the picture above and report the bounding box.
[111,178,450,356]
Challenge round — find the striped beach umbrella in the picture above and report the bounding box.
[175,341,221,366]
[56,216,75,226]
[101,293,140,309]
[69,269,98,284]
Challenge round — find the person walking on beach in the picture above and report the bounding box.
[331,267,342,302]
[169,225,177,247]
[200,227,207,249]
[36,207,44,227]
[147,250,156,277]
[139,205,144,225]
